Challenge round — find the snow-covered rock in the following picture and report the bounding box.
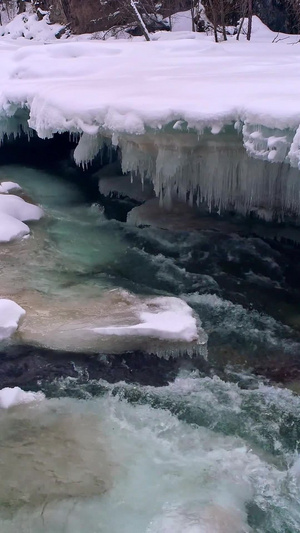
[0,386,44,409]
[16,289,207,358]
[92,296,200,343]
[0,181,22,194]
[0,213,29,242]
[0,298,26,340]
[0,194,43,221]
[0,194,43,242]
[0,12,64,42]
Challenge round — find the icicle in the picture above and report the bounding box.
[118,130,300,220]
[73,132,107,168]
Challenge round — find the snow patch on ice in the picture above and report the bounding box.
[92,296,202,343]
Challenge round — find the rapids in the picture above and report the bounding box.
[0,155,300,532]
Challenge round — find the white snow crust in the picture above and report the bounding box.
[0,298,25,340]
[0,386,44,409]
[0,194,43,242]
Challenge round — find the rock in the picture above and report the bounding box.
[8,289,207,358]
[127,198,211,231]
[0,401,113,512]
[0,343,211,390]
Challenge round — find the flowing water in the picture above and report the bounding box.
[1,161,300,532]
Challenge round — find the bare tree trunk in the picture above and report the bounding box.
[130,0,151,41]
[191,0,195,32]
[247,0,252,40]
[219,0,227,40]
[207,0,218,42]
[236,15,245,40]
[17,0,26,14]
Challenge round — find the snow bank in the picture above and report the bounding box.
[0,181,22,194]
[0,18,298,152]
[0,298,25,340]
[0,16,300,215]
[0,386,44,409]
[0,194,43,242]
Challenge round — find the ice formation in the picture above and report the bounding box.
[120,131,300,218]
[0,299,26,340]
[0,17,300,216]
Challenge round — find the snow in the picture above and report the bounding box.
[0,17,299,159]
[0,181,22,194]
[0,386,44,409]
[0,12,64,42]
[0,213,29,242]
[92,296,201,343]
[169,10,194,32]
[0,16,300,215]
[0,194,43,242]
[0,298,25,340]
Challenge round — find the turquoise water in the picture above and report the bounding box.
[0,163,300,531]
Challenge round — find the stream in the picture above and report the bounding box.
[0,148,300,532]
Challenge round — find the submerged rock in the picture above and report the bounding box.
[0,400,112,513]
[0,343,211,390]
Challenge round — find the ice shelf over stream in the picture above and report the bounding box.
[1,17,300,215]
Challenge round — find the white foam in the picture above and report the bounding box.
[0,298,25,340]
